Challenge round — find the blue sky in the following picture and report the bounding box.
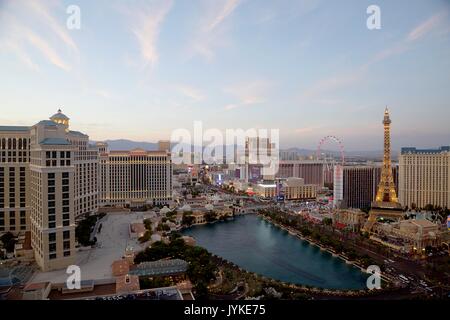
[0,0,449,151]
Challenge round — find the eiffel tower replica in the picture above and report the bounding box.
[363,107,404,233]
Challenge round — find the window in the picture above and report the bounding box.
[63,230,70,239]
[49,233,56,242]
[63,220,70,226]
[49,243,56,252]
[48,173,55,179]
[49,222,56,228]
[63,241,71,250]
[49,253,57,260]
[62,172,69,179]
[64,251,71,257]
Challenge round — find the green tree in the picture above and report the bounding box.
[139,230,152,243]
[182,213,195,226]
[0,232,16,252]
[204,211,217,222]
[143,218,152,230]
[322,217,333,226]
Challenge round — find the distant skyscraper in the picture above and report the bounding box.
[276,160,324,187]
[334,164,399,209]
[399,146,450,209]
[158,140,171,152]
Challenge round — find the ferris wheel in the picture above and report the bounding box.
[316,135,345,170]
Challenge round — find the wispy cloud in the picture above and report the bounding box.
[299,11,449,103]
[190,0,242,61]
[127,0,173,68]
[224,80,270,111]
[207,0,240,31]
[253,0,320,25]
[26,1,78,52]
[0,0,76,72]
[407,11,448,42]
[176,85,205,101]
[371,11,449,65]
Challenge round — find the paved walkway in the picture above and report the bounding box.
[30,212,157,284]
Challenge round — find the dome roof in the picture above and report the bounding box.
[50,109,69,121]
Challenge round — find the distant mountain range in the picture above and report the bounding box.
[93,139,395,161]
[94,139,159,151]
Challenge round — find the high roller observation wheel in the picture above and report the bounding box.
[316,135,345,169]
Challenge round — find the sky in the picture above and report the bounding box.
[0,0,449,151]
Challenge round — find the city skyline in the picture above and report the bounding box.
[1,0,450,151]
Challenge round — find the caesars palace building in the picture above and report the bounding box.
[0,110,172,271]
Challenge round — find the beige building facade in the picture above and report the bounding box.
[399,146,450,209]
[29,120,76,271]
[1,110,98,271]
[99,147,172,207]
[0,127,31,233]
[254,177,317,200]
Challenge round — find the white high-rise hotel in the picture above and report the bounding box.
[0,110,172,271]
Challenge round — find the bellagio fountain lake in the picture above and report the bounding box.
[182,214,368,290]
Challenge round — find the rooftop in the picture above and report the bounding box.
[112,260,130,277]
[401,146,450,154]
[130,259,188,277]
[37,120,57,126]
[39,138,71,145]
[68,130,88,137]
[0,125,30,132]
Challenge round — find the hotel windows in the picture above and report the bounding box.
[63,241,70,250]
[49,243,56,252]
[63,230,70,239]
